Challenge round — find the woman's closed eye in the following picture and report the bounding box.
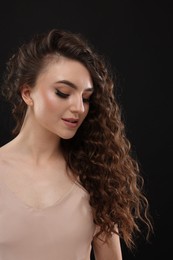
[55,89,91,103]
[55,89,69,98]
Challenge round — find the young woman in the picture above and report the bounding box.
[0,28,152,260]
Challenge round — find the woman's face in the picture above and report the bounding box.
[27,56,93,139]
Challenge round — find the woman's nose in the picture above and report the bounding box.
[70,96,85,113]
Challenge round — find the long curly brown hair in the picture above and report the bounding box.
[1,28,153,249]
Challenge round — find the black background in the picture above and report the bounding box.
[0,1,172,259]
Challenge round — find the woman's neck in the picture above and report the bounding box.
[5,126,63,166]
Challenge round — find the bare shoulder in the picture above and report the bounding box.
[0,142,12,160]
[0,144,9,165]
[0,142,16,179]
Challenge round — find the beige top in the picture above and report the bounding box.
[0,180,96,260]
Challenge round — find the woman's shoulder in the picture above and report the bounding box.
[0,139,19,162]
[0,143,11,162]
[0,142,15,179]
[0,141,13,157]
[0,146,7,166]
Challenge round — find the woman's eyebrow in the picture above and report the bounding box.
[55,80,94,92]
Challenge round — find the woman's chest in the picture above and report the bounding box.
[0,181,95,254]
[0,162,75,209]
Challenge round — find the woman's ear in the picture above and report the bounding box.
[21,85,33,106]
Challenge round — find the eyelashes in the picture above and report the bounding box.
[55,89,69,98]
[55,89,90,103]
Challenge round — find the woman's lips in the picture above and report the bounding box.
[62,118,79,128]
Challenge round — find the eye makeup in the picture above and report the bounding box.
[55,89,69,98]
[54,79,93,103]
